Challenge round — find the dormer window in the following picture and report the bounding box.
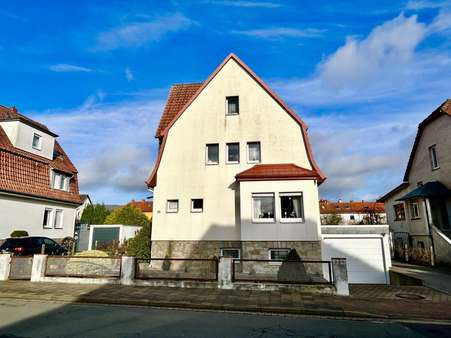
[32,133,42,150]
[52,171,70,191]
[226,96,239,115]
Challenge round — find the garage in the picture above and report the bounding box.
[321,226,391,284]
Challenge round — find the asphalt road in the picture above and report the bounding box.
[0,299,449,338]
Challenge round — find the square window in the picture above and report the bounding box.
[280,192,303,222]
[247,142,261,163]
[191,199,203,213]
[226,143,239,164]
[32,133,42,150]
[429,145,439,169]
[206,144,219,165]
[252,193,275,222]
[410,201,420,219]
[394,203,406,221]
[226,96,239,115]
[43,209,53,229]
[220,248,240,259]
[269,248,290,261]
[54,209,63,229]
[167,200,179,213]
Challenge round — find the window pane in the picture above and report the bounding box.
[248,142,260,162]
[253,194,274,219]
[207,144,219,164]
[226,96,239,115]
[280,195,303,219]
[227,143,239,163]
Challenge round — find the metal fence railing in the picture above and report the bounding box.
[135,258,219,281]
[44,256,122,278]
[9,256,33,280]
[232,259,333,285]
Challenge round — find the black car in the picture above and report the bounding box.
[0,237,67,256]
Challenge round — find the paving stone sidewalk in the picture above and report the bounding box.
[1,281,451,321]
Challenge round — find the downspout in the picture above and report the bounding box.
[423,198,436,265]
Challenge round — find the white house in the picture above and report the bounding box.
[0,105,82,240]
[378,99,451,265]
[147,54,326,261]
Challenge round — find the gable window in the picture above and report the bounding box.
[394,203,406,221]
[220,248,241,259]
[252,193,275,222]
[429,145,439,170]
[269,248,290,261]
[206,144,219,165]
[191,199,204,213]
[247,142,261,163]
[410,201,420,219]
[32,133,42,150]
[226,143,240,164]
[53,209,63,229]
[167,199,179,213]
[52,172,70,191]
[226,96,239,115]
[280,192,303,222]
[43,208,53,229]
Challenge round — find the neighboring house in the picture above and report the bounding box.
[127,199,153,220]
[378,99,451,265]
[319,200,386,225]
[76,194,92,222]
[146,54,325,261]
[0,105,82,240]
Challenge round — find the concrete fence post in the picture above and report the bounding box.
[120,256,136,285]
[31,254,48,282]
[218,257,233,289]
[332,258,349,296]
[0,254,11,281]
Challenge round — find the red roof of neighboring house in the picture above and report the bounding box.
[319,200,385,214]
[0,106,81,204]
[155,83,203,138]
[235,163,321,182]
[127,200,153,213]
[147,53,325,188]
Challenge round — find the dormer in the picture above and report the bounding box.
[0,106,57,160]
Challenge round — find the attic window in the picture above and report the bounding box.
[226,96,239,115]
[32,133,42,150]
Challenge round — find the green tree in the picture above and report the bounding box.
[104,205,149,227]
[80,204,111,225]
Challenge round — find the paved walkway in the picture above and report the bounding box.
[391,262,451,295]
[1,281,451,322]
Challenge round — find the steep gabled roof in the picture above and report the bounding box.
[403,99,451,182]
[147,53,325,187]
[235,163,320,182]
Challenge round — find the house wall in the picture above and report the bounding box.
[0,121,55,160]
[152,58,315,242]
[0,193,77,240]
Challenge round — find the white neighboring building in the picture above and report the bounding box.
[147,54,326,261]
[0,105,82,240]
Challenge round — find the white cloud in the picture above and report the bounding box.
[204,1,282,8]
[93,12,195,51]
[231,27,325,39]
[48,64,93,73]
[125,67,134,82]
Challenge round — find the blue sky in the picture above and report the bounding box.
[1,0,450,204]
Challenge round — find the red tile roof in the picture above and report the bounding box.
[319,200,385,214]
[0,106,81,204]
[155,83,203,138]
[147,53,325,188]
[235,163,321,182]
[127,200,153,212]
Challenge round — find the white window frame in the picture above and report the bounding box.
[205,144,219,165]
[279,192,304,223]
[53,209,64,229]
[268,248,290,261]
[220,248,241,259]
[252,193,275,223]
[32,133,42,150]
[191,198,204,213]
[429,145,439,170]
[43,208,53,229]
[410,201,420,219]
[166,199,179,213]
[247,142,261,163]
[225,96,239,116]
[226,142,240,164]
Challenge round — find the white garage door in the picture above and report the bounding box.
[322,237,388,284]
